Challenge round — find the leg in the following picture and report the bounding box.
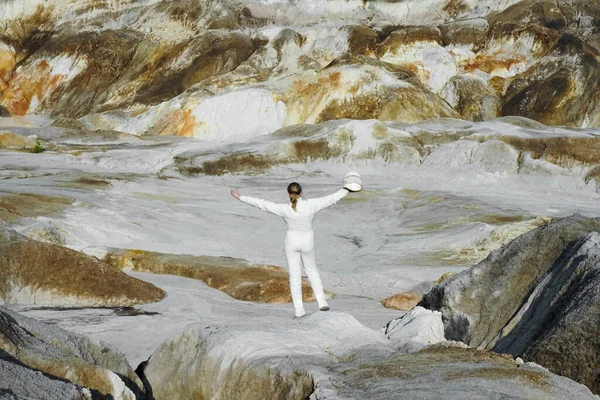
[301,248,329,310]
[285,246,306,317]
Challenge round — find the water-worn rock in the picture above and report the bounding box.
[103,248,333,304]
[0,306,141,399]
[0,132,34,148]
[381,292,421,311]
[0,222,165,306]
[0,357,94,400]
[381,306,446,351]
[2,0,600,136]
[141,311,599,399]
[420,214,600,394]
[0,192,73,224]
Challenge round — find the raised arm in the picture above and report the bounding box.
[310,189,349,213]
[233,189,287,217]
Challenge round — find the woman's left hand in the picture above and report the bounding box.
[230,189,241,199]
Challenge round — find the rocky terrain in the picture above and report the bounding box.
[0,305,142,399]
[1,0,600,398]
[0,222,165,306]
[103,248,334,303]
[1,0,600,141]
[421,214,600,394]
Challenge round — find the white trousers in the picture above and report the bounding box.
[284,230,328,316]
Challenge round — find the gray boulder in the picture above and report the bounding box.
[420,214,600,394]
[0,106,10,118]
[0,306,141,399]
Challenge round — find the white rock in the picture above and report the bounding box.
[382,306,446,349]
[190,88,286,140]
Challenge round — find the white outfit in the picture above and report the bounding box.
[239,189,348,317]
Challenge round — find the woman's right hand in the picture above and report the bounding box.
[230,189,241,199]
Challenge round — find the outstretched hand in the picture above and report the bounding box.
[230,189,241,200]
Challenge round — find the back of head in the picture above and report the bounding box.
[287,182,302,211]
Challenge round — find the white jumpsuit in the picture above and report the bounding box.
[239,189,349,317]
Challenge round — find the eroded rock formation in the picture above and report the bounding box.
[0,222,165,306]
[104,249,334,304]
[140,311,599,399]
[0,306,141,399]
[420,214,600,394]
[0,0,599,141]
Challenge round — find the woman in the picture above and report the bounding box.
[231,182,349,318]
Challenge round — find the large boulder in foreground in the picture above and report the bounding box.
[104,249,334,304]
[0,306,141,399]
[140,311,598,400]
[420,214,600,394]
[0,222,165,306]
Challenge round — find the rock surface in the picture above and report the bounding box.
[0,356,94,400]
[141,311,599,400]
[381,291,422,311]
[0,306,140,399]
[0,132,34,149]
[381,306,446,352]
[103,248,334,304]
[168,117,600,185]
[0,222,165,306]
[1,0,600,138]
[420,214,600,394]
[0,192,73,224]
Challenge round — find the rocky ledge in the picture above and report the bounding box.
[0,222,165,307]
[421,214,600,394]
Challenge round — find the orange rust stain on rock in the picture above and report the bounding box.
[405,62,430,83]
[462,53,526,74]
[289,71,345,121]
[1,59,68,116]
[176,109,196,137]
[293,71,342,98]
[44,73,67,97]
[154,108,197,137]
[381,292,422,311]
[0,49,16,84]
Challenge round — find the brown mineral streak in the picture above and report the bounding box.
[462,53,526,74]
[0,236,165,305]
[496,136,600,167]
[104,249,330,303]
[377,28,443,57]
[442,0,469,18]
[289,71,343,121]
[2,60,48,115]
[0,48,16,84]
[172,108,196,137]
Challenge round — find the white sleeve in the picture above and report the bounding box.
[239,195,287,217]
[310,189,349,213]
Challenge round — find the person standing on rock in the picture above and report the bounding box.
[230,177,359,318]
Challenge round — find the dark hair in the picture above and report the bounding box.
[287,182,302,211]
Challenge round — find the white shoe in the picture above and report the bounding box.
[294,311,307,319]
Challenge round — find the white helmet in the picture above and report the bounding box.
[343,171,362,192]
